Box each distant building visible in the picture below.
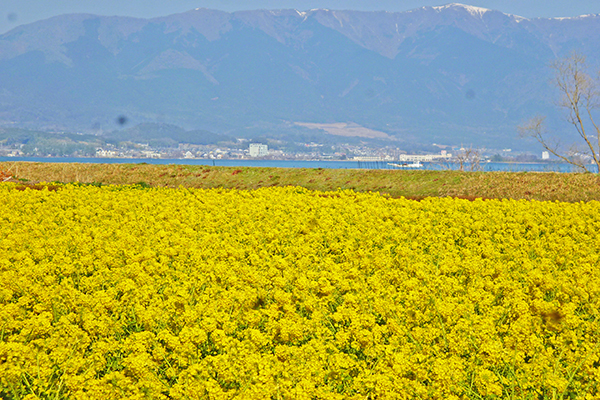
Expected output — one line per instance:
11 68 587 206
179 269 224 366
249 143 268 157
542 151 550 160
140 150 161 158
96 148 118 158
398 154 434 162
396 152 452 162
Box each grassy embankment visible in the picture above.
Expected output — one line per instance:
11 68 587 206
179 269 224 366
1 161 600 202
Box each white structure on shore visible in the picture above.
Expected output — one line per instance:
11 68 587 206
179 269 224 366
542 151 550 160
96 148 118 158
353 151 452 163
397 151 452 162
249 143 268 157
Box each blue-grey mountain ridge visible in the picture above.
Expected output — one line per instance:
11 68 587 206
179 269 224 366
1 3 599 149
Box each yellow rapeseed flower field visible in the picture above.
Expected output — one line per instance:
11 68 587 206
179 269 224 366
0 183 599 399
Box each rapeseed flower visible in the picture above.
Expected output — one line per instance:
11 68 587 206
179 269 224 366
0 184 599 399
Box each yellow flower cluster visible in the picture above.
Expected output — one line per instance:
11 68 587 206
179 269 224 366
1 183 599 399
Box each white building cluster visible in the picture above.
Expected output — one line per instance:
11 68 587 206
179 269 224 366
249 143 269 157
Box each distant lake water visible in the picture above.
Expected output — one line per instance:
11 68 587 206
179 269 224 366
0 157 597 173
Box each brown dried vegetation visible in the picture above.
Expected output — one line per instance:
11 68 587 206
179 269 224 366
1 161 599 202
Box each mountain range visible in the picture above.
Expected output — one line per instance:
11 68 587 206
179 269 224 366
1 3 599 149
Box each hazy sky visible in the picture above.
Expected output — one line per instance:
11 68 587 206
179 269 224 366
2 0 600 34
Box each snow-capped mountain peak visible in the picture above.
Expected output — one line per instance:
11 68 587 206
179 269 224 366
550 14 599 21
433 3 491 18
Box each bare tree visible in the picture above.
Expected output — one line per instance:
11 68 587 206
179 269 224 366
454 146 482 172
519 52 600 172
